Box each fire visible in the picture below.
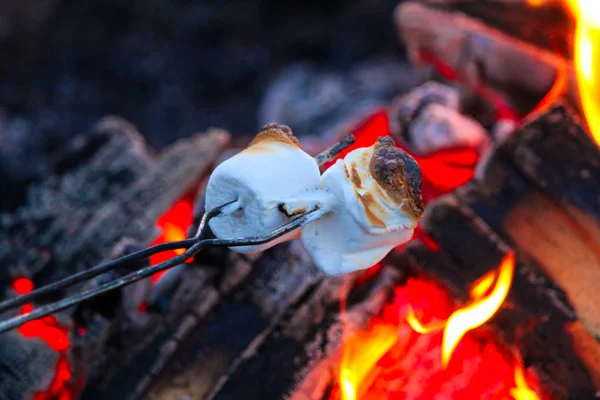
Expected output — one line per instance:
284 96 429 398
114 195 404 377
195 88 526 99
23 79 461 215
12 277 75 399
334 273 545 400
510 363 541 400
339 324 398 400
404 252 516 368
568 0 600 145
442 252 515 367
529 0 600 145
405 304 446 334
469 269 496 299
149 195 194 282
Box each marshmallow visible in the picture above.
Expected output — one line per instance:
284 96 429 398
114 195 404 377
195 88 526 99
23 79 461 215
301 137 424 275
205 123 322 253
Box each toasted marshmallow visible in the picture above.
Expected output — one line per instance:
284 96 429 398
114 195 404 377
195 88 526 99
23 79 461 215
205 123 322 253
301 137 424 275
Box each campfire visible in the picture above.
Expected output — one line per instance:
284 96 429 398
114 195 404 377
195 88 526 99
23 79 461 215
1 1 599 400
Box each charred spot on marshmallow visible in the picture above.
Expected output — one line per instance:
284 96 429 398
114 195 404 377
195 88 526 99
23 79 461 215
350 167 362 188
369 136 424 219
357 192 387 228
249 123 301 148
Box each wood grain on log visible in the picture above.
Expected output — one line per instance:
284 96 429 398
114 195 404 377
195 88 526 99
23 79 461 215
501 103 600 243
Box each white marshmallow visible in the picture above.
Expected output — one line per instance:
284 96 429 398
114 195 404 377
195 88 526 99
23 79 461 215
301 137 423 275
205 124 322 253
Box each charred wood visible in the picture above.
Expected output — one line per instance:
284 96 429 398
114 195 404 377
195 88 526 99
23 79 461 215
394 2 579 116
211 267 401 400
142 241 323 400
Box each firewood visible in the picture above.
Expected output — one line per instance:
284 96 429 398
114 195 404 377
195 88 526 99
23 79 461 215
422 0 573 60
500 102 600 243
415 102 600 395
206 267 401 400
142 241 324 400
394 2 579 115
417 196 598 399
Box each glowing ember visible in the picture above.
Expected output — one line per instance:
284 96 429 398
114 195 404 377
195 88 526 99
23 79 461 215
443 252 515 368
529 0 600 145
529 65 568 116
333 274 545 400
12 277 34 295
510 363 542 400
149 195 194 282
12 278 75 399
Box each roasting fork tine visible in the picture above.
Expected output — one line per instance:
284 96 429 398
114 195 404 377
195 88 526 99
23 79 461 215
0 205 328 335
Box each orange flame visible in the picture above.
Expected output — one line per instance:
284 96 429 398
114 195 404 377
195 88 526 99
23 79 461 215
406 304 446 334
339 324 398 400
510 363 541 400
442 252 515 368
529 0 600 145
405 252 515 368
468 269 496 299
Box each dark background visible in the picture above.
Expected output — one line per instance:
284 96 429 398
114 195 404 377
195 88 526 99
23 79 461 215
0 0 409 210
0 0 405 146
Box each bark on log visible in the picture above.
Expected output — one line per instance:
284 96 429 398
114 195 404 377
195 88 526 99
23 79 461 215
143 241 324 400
500 103 600 243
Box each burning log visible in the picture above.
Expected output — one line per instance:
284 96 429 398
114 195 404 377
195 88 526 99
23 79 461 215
204 267 402 400
394 2 580 116
411 102 600 398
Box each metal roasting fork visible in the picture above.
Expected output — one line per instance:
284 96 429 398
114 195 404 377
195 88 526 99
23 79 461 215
0 134 356 335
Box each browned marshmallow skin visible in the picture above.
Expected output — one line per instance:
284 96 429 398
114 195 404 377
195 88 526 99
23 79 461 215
369 136 424 221
249 123 301 148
